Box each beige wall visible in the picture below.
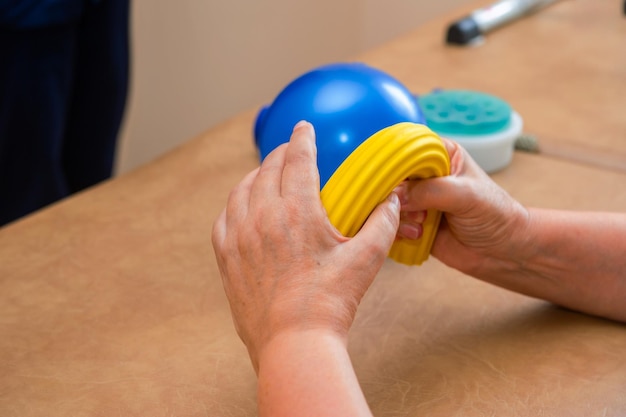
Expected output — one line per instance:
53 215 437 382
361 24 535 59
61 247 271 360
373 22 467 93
115 0 472 174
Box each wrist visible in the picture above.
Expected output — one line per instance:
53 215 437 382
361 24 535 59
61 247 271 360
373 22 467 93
256 329 372 417
464 206 575 299
257 328 348 373
239 296 357 373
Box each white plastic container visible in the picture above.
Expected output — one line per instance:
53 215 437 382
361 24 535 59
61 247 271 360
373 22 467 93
419 89 523 173
445 111 523 173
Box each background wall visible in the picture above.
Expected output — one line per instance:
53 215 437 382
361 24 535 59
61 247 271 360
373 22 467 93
115 0 472 174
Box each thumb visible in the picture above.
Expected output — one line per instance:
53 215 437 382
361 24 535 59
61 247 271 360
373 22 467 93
350 192 401 258
403 175 465 213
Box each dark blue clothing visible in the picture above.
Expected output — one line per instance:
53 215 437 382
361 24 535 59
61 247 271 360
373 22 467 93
0 0 130 226
0 0 86 28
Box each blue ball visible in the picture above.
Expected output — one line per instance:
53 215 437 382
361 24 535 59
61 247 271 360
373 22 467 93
254 62 425 188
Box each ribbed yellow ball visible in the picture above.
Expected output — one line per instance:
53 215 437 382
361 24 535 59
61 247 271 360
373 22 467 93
320 122 450 265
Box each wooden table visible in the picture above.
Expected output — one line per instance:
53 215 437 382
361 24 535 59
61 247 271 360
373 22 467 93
361 0 626 172
1 0 626 416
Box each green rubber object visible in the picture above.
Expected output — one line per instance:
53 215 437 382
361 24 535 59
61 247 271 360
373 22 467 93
419 90 512 136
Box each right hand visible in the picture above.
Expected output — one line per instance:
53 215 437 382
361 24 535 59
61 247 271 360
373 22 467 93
394 138 531 275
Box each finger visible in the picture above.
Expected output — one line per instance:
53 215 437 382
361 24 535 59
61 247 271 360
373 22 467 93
393 137 472 211
399 138 486 213
281 121 320 199
397 210 427 240
442 137 489 178
398 222 423 240
211 209 233 291
403 210 427 223
250 142 289 206
225 167 260 230
211 208 228 250
402 175 468 213
350 192 401 262
441 137 458 157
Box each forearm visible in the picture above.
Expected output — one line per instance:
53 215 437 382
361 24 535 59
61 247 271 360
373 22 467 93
475 208 626 322
257 329 373 417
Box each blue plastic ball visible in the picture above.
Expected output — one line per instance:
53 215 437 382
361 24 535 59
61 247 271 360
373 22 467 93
254 62 425 188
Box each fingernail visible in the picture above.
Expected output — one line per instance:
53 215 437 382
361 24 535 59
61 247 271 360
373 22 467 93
294 120 310 131
392 183 408 205
398 223 422 240
407 210 427 223
387 192 400 209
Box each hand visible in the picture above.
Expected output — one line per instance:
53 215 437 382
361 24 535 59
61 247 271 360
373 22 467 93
395 138 530 275
212 121 401 371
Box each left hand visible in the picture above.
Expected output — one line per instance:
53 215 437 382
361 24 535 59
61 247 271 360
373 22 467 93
212 121 401 371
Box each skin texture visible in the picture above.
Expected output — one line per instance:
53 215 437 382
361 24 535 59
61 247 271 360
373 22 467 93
212 122 626 416
395 139 626 323
212 121 398 417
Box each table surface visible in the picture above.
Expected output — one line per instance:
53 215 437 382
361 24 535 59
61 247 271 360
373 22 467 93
361 0 626 172
2 0 626 416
